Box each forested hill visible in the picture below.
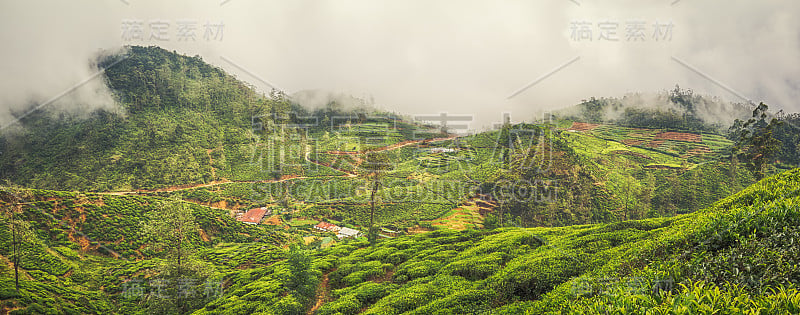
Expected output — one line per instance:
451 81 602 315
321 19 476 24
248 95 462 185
0 46 436 192
0 46 297 191
100 46 274 119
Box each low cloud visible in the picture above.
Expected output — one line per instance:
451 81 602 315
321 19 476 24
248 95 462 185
0 0 797 131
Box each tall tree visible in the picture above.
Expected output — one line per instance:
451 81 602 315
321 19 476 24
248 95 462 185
0 186 33 293
492 120 513 227
729 103 783 179
141 200 199 276
359 151 393 245
669 84 696 115
608 173 642 220
139 200 210 314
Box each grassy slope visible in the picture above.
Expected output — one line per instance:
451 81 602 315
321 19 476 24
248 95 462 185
0 191 288 314
0 161 770 314
559 126 756 218
279 168 800 314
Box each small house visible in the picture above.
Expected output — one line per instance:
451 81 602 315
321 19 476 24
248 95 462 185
238 207 270 225
430 148 455 153
380 227 400 237
337 227 361 239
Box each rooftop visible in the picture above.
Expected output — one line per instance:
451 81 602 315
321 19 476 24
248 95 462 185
238 207 269 224
314 221 340 231
338 227 360 237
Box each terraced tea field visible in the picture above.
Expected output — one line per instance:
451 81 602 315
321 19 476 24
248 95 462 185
565 121 733 161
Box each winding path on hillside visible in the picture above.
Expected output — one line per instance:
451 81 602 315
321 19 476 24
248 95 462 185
308 269 334 315
98 135 459 197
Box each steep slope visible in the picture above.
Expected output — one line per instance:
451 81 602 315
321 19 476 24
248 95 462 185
2 168 796 314
212 167 800 314
0 44 795 313
459 123 756 227
0 188 288 314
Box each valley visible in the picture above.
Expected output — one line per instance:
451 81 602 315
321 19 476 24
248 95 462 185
0 46 798 314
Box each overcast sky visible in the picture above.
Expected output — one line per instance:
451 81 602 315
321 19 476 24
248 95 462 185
1 0 798 130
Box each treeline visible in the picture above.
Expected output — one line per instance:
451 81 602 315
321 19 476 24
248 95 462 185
101 46 275 120
565 86 751 133
773 112 800 165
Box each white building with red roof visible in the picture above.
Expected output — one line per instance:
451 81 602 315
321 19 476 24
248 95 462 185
314 221 341 232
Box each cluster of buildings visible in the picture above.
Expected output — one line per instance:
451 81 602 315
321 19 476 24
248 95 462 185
314 221 361 239
235 208 363 240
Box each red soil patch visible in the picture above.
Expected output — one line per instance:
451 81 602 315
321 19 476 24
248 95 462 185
263 215 283 226
211 200 229 209
654 132 701 142
372 269 395 283
407 226 433 234
74 234 90 251
88 198 106 207
1 306 23 314
567 122 601 131
199 229 210 242
190 199 246 212
308 269 335 315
